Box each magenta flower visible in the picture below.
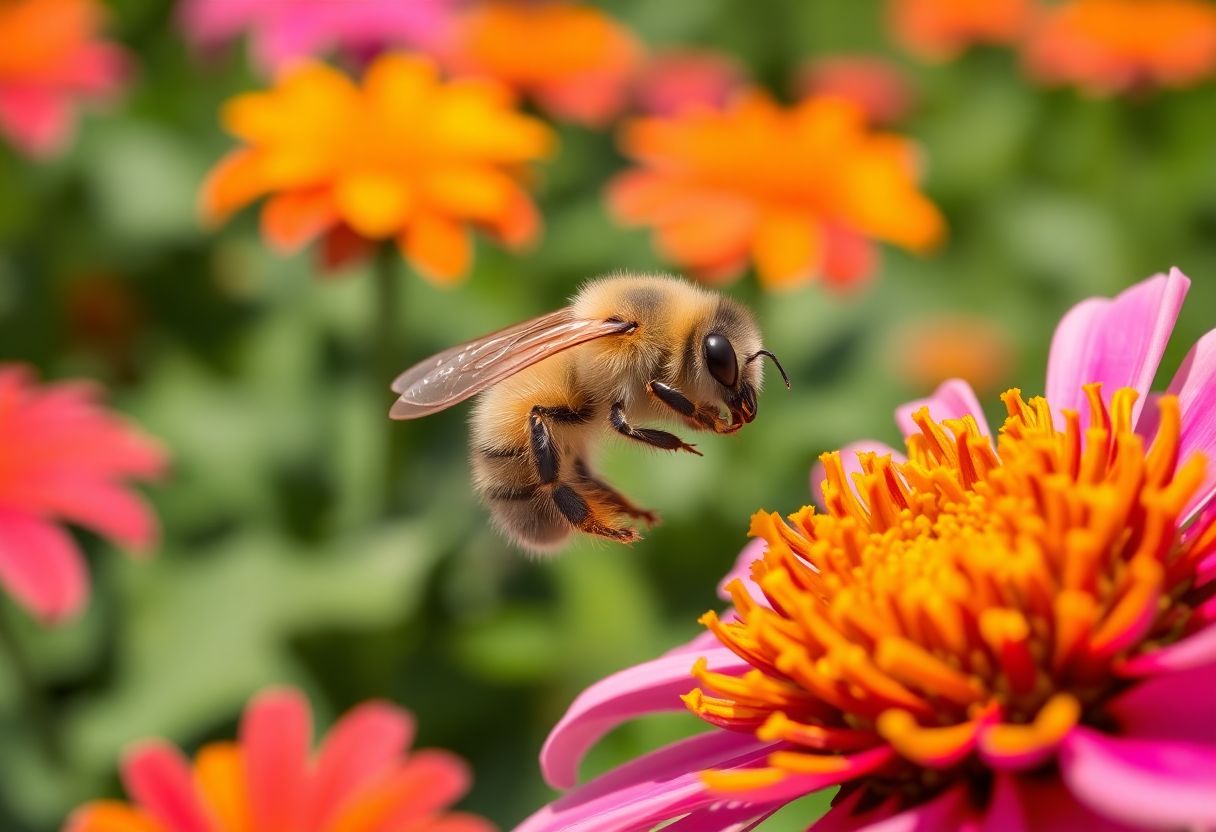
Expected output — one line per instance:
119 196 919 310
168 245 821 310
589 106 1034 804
0 366 165 623
178 0 457 77
65 687 494 832
0 0 128 159
520 268 1216 831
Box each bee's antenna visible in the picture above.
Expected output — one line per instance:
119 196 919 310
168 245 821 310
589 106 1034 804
747 350 790 389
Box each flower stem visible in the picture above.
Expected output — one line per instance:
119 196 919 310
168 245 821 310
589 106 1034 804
0 608 63 766
374 245 405 513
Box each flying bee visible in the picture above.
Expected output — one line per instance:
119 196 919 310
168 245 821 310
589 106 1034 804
389 274 789 552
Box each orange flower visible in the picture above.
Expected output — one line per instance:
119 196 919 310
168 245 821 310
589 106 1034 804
1024 0 1216 94
888 0 1033 61
0 0 128 158
890 314 1014 394
443 0 641 126
200 54 555 283
608 93 945 291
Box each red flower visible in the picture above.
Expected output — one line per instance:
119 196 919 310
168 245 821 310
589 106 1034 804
0 366 165 622
66 687 494 832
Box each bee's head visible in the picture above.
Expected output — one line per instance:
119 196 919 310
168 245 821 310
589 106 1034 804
695 299 789 429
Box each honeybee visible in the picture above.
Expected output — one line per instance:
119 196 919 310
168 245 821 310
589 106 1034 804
389 274 788 552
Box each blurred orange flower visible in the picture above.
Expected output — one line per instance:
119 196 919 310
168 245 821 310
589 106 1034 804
1024 0 1216 94
608 93 945 291
200 54 555 283
890 314 1014 393
443 0 641 126
888 0 1032 60
0 0 128 158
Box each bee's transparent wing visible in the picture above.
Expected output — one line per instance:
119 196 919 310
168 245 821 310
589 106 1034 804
388 310 636 419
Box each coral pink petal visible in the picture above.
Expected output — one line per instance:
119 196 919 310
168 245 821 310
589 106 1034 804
715 746 896 806
121 741 214 832
27 476 158 552
716 537 768 605
0 87 73 159
422 813 496 832
541 647 752 789
895 378 990 438
1107 660 1216 745
1165 329 1216 520
1045 269 1189 426
0 508 87 623
1059 728 1216 829
1117 621 1216 675
378 750 472 824
519 732 778 832
241 688 311 832
811 441 906 511
305 700 415 830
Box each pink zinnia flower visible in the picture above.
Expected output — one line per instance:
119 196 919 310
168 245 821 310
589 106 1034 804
0 0 128 159
794 55 915 125
520 268 1216 831
178 0 457 77
633 50 745 117
0 366 165 623
65 687 494 832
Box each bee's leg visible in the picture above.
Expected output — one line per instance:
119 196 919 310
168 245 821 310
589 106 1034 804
529 406 640 543
610 401 703 455
647 382 739 434
552 484 641 543
574 460 660 526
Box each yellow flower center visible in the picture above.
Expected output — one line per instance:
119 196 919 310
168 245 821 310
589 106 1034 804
691 385 1212 795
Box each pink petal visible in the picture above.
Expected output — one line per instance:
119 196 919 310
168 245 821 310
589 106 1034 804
822 786 968 832
810 441 906 511
0 87 73 159
541 647 752 789
985 774 1138 832
1107 660 1216 745
1060 728 1216 829
1165 329 1216 520
634 50 744 116
178 0 261 44
518 731 778 832
121 741 213 832
660 801 779 831
252 17 330 74
716 538 768 604
305 700 415 830
895 379 990 439
0 508 87 623
1118 621 1216 675
20 475 159 552
1045 269 1190 426
241 688 312 832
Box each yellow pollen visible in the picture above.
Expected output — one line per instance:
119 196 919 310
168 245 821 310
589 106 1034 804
690 386 1211 792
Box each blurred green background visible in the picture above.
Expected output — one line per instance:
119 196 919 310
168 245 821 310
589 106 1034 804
3 1 1216 830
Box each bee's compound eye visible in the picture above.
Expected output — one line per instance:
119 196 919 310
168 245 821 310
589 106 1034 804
703 333 738 387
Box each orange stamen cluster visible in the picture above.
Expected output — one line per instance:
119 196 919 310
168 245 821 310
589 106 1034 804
691 386 1209 796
